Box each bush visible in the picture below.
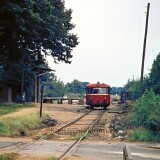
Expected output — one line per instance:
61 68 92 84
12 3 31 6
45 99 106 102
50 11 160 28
128 127 160 142
127 90 160 141
129 90 160 132
128 127 160 141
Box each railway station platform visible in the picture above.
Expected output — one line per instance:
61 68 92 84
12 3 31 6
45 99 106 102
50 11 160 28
43 97 84 105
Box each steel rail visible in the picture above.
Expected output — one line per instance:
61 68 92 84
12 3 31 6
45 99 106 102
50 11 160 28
16 109 92 152
58 110 105 160
54 110 92 133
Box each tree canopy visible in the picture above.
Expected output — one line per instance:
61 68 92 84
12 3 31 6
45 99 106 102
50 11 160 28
41 72 65 98
149 53 160 94
65 80 89 98
0 0 78 64
0 0 78 101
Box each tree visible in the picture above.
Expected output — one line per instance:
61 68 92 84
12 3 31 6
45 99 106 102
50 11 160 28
110 87 124 95
0 0 78 101
65 80 89 98
124 79 141 99
41 73 65 97
0 0 78 63
149 53 160 94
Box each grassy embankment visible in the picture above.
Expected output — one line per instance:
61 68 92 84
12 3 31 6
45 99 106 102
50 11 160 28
0 103 49 137
126 90 160 142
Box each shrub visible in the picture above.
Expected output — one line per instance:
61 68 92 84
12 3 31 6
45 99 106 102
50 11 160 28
129 90 160 131
127 90 160 141
128 127 160 142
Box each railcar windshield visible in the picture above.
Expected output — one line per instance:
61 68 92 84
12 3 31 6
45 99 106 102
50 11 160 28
87 88 109 94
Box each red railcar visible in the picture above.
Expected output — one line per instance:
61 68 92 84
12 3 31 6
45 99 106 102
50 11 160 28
86 82 111 109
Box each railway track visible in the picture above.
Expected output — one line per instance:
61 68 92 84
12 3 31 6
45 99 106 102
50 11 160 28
89 110 111 140
13 109 106 159
54 109 92 135
58 109 105 160
57 108 128 159
14 109 95 152
1 105 129 160
55 110 103 136
3 108 108 160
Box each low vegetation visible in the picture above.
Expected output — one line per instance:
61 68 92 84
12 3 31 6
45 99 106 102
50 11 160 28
0 104 50 136
0 152 17 160
0 103 34 116
127 90 160 142
48 157 58 160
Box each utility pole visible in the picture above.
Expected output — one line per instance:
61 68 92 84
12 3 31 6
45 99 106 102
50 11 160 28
140 3 150 93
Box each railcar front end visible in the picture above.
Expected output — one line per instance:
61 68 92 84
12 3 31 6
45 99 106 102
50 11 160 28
86 83 111 109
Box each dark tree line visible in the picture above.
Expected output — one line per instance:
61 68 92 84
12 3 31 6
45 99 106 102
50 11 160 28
0 0 78 101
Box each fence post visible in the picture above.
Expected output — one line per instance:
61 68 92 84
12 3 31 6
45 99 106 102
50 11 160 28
40 85 43 117
123 145 132 160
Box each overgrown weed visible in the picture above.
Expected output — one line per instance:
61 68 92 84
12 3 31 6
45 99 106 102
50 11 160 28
0 112 50 136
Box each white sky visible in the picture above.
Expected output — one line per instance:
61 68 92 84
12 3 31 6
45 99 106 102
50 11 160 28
47 0 160 87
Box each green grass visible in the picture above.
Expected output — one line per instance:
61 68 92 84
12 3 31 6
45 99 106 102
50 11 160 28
0 152 17 160
128 127 160 142
0 112 50 136
0 103 34 116
48 156 58 160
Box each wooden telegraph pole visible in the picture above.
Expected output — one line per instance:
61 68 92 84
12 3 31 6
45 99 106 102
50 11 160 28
140 3 150 93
